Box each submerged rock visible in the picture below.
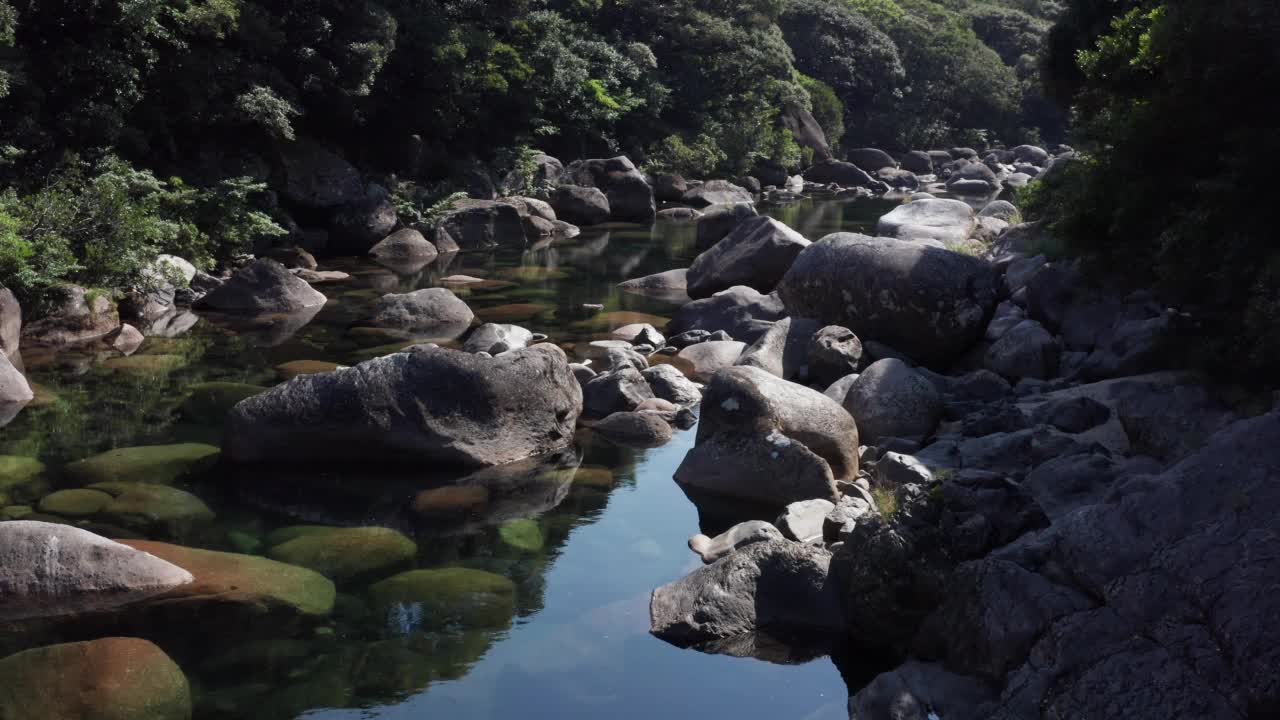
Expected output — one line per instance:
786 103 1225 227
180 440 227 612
122 539 336 617
267 527 417 584
367 568 515 631
226 344 582 468
0 637 191 720
650 540 843 645
0 522 193 622
64 443 220 486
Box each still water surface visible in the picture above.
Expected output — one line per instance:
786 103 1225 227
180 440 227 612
0 195 896 720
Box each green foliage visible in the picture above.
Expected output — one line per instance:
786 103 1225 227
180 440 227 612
234 85 300 141
1030 0 1280 380
644 135 728 179
1 156 281 309
799 75 846 150
390 182 467 229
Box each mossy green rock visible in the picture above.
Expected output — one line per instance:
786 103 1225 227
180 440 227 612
0 455 49 502
498 519 544 552
89 482 216 538
100 354 188 374
0 637 191 720
122 540 336 617
180 382 266 425
267 527 417 583
37 488 113 517
64 443 220 486
367 568 516 630
263 524 339 548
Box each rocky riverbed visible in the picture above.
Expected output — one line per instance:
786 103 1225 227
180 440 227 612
1 144 1274 720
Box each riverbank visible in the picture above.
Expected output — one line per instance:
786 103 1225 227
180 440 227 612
1 145 1274 720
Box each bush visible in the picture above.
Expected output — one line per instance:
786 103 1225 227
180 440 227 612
644 134 727 178
1031 0 1280 380
1 156 283 310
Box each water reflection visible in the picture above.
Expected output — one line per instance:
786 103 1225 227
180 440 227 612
0 198 889 720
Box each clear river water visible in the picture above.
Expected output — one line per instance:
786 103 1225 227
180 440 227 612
0 195 900 720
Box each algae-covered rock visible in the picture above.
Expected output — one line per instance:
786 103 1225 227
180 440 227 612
0 455 49 503
267 527 418 583
179 383 266 425
121 540 336 617
37 488 113 517
64 444 220 486
367 568 516 630
0 637 191 720
498 519 544 552
89 482 216 538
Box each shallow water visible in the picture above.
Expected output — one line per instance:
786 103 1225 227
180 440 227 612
0 195 898 720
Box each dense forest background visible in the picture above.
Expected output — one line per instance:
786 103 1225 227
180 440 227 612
1 0 1276 378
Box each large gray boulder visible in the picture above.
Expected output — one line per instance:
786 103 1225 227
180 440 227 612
807 325 864 386
0 522 193 621
226 344 582 467
682 180 754 208
196 259 327 314
363 288 474 338
0 352 32 405
697 366 860 482
435 199 527 251
694 202 758 251
899 151 934 174
667 286 787 344
776 234 1000 363
582 366 654 418
848 148 896 172
643 364 702 406
803 160 874 187
735 316 821 381
675 340 747 382
650 540 843 644
279 138 363 209
565 156 656 223
687 216 810 298
1011 144 1050 166
876 199 977 245
916 411 1280 719
463 323 533 354
20 285 120 347
619 268 689 304
369 228 439 263
843 359 942 443
551 185 611 226
945 161 1001 195
984 319 1061 380
0 286 18 359
330 191 398 253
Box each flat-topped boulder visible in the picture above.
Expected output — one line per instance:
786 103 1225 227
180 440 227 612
876 198 977 245
565 156 656 223
803 160 874 187
21 285 120 347
368 228 439 263
225 344 582 468
362 288 474 338
197 258 326 314
0 522 193 621
667 285 787 344
776 234 999 364
650 540 843 645
434 199 527 250
687 216 810 298
682 180 754 208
